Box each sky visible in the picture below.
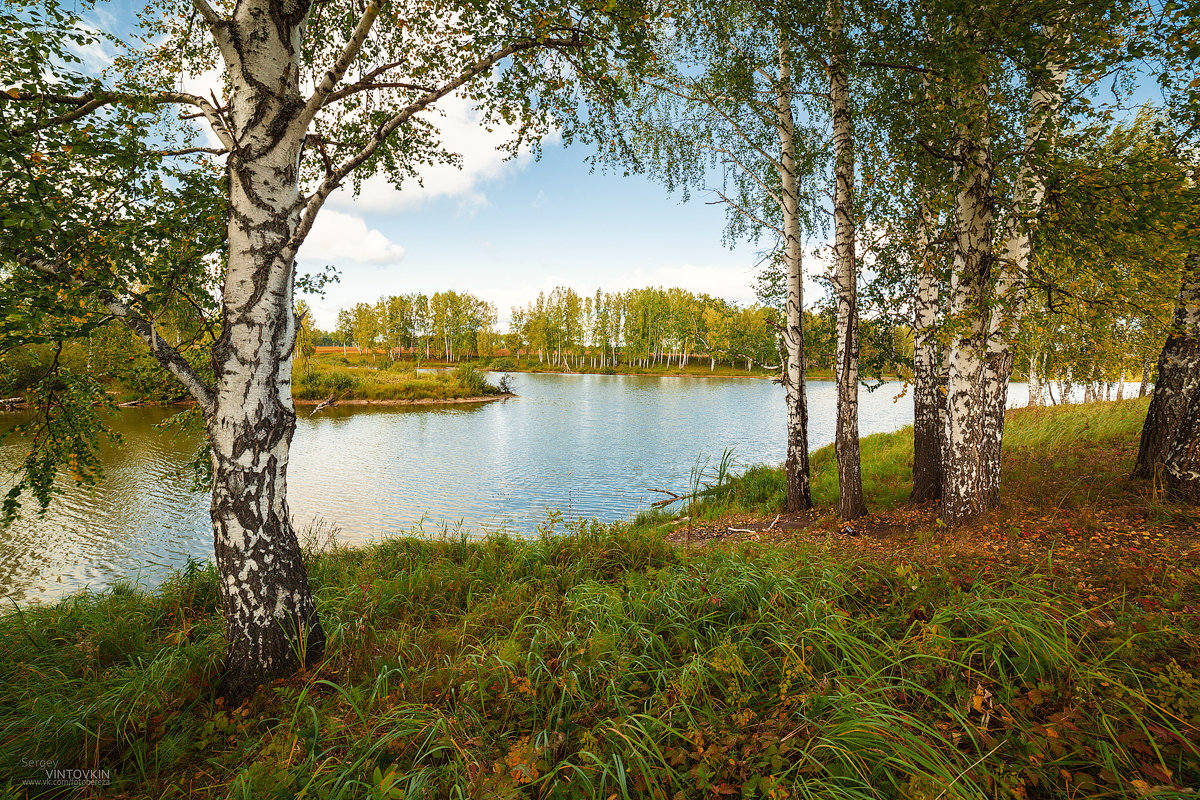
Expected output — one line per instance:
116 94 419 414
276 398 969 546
78 1 1165 332
296 117 782 330
74 1 824 331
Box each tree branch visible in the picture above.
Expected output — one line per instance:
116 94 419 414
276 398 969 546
285 36 581 262
3 90 235 150
11 97 108 136
6 247 216 415
917 138 964 165
159 145 230 156
191 0 234 56
296 0 385 133
702 143 782 207
860 60 937 75
706 189 785 238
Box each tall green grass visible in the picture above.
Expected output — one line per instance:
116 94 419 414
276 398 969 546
2 520 1197 798
690 398 1163 521
3 399 1197 798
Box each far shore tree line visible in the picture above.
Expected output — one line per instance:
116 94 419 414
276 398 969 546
301 277 1178 405
2 0 1197 696
305 286 903 374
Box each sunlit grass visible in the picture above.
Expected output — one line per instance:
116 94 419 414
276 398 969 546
688 397 1179 523
293 359 501 401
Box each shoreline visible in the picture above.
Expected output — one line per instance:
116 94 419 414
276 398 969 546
292 393 513 407
1 393 515 413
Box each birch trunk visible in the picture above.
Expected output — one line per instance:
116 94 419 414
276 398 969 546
979 29 1067 506
1140 356 1152 397
1135 250 1200 484
1027 352 1044 407
912 201 943 502
777 38 812 511
1163 385 1200 500
941 125 994 527
209 0 324 699
828 0 865 520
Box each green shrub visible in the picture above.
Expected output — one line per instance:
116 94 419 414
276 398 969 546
486 356 517 371
323 369 360 393
452 364 496 396
0 346 48 395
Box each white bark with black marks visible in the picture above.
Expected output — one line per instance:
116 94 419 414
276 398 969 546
1136 249 1200 494
912 201 943 502
979 26 1067 506
827 0 865 520
1026 351 1045 407
776 38 812 512
942 117 994 527
203 0 326 700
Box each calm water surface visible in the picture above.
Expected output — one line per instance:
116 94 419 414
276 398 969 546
0 374 1039 603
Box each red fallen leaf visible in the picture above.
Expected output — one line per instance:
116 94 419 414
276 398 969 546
1145 722 1200 757
1140 763 1174 784
713 783 738 795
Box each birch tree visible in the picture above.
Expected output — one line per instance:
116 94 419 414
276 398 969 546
1137 246 1200 492
876 1 1135 524
1132 3 1200 498
1 0 658 697
624 0 828 511
826 0 866 520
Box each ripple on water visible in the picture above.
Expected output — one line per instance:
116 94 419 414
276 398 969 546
2 376 1060 602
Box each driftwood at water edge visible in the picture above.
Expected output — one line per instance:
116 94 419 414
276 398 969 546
308 393 338 417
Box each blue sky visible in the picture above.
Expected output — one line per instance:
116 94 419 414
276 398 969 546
75 1 811 330
79 2 1165 331
298 131 780 330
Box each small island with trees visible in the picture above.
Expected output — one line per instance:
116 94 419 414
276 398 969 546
1 0 1198 797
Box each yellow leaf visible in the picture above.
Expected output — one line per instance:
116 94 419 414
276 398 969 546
5 88 19 99
1131 779 1152 796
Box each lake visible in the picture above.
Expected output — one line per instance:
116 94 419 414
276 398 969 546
1 374 1042 603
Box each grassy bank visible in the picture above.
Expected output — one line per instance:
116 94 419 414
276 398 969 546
2 401 1199 798
309 349 804 381
293 360 506 403
652 398 1198 536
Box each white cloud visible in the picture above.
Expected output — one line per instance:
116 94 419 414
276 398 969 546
328 95 548 214
298 210 406 266
67 19 117 73
179 65 227 150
